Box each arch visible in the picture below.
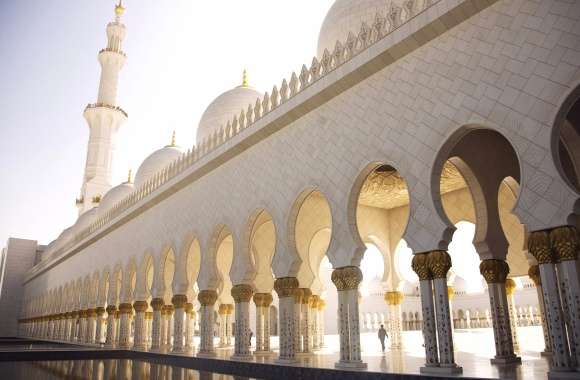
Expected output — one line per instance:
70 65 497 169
244 209 276 292
180 236 201 299
136 253 154 301
432 125 522 261
158 246 176 302
203 224 234 303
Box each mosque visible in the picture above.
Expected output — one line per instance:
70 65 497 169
1 0 580 379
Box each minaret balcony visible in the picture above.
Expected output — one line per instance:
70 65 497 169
98 48 126 57
84 103 128 118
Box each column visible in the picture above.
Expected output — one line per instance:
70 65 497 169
225 305 233 346
480 259 520 364
318 300 326 347
172 295 187 353
384 291 404 349
331 266 367 369
197 290 218 357
428 251 462 373
146 312 153 348
293 289 303 355
529 230 573 373
78 310 87 343
310 295 320 350
300 288 312 354
150 298 164 351
69 312 77 342
86 309 97 344
411 253 441 373
552 226 580 370
185 303 195 351
95 307 105 344
104 306 116 347
133 301 148 350
274 277 299 363
164 305 174 350
117 303 132 349
505 279 521 352
231 284 254 360
254 293 274 354
528 265 552 356
218 304 227 347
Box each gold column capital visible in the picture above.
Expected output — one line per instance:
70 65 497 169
528 265 541 286
427 251 452 279
253 293 273 307
171 294 188 308
479 259 510 284
550 225 579 262
274 277 299 298
150 298 164 311
198 290 218 306
331 266 363 291
384 291 404 305
231 284 254 303
505 278 517 295
412 253 432 280
133 301 148 313
118 303 133 314
105 305 117 315
528 230 553 264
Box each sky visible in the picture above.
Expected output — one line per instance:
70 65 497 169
0 0 335 247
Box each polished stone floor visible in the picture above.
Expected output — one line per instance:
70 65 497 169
5 327 550 380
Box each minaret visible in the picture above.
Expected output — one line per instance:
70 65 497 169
77 1 128 215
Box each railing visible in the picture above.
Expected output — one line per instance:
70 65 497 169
84 102 128 118
39 0 440 265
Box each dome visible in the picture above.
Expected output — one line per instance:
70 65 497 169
197 82 263 143
317 0 404 58
74 207 99 235
98 181 134 214
134 145 183 188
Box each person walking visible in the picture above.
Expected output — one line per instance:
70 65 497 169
378 324 388 352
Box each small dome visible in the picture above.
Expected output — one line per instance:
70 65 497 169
98 181 134 214
134 145 183 188
197 83 263 143
74 207 99 235
317 0 404 58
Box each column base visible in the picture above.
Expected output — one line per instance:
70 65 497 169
541 351 553 357
172 347 186 354
420 365 463 375
275 357 298 364
491 355 521 365
133 344 147 351
197 351 217 358
254 350 276 357
231 354 253 361
335 360 368 369
296 351 314 358
548 370 580 380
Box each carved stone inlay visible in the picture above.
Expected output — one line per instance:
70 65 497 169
171 294 188 308
384 291 404 305
411 253 431 280
198 290 218 306
231 284 254 303
150 298 164 311
550 225 579 262
427 251 452 279
528 230 553 264
274 277 299 298
479 259 510 284
331 266 363 291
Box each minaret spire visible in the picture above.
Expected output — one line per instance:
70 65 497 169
77 3 128 215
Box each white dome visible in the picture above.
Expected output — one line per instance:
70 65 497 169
197 85 263 143
135 145 184 188
98 181 134 214
74 207 99 235
317 0 404 58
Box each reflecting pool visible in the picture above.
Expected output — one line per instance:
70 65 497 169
0 360 260 380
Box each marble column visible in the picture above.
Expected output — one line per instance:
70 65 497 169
415 253 439 372
480 259 520 364
104 306 116 347
231 284 254 360
331 266 367 369
164 305 174 350
146 312 153 347
300 288 312 354
172 295 187 353
384 291 404 349
253 293 274 354
528 265 552 356
218 304 228 347
185 303 195 351
529 230 573 372
274 277 299 363
225 304 233 346
428 251 462 373
86 309 97 344
505 279 521 353
117 303 133 349
95 307 105 344
310 295 320 350
197 290 218 357
150 298 164 351
68 312 77 342
78 310 87 343
293 289 303 355
551 226 580 370
318 300 326 347
133 301 148 350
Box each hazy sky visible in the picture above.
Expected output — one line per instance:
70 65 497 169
0 0 335 247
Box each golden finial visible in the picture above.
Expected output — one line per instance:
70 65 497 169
241 69 249 87
126 169 132 183
115 0 125 16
